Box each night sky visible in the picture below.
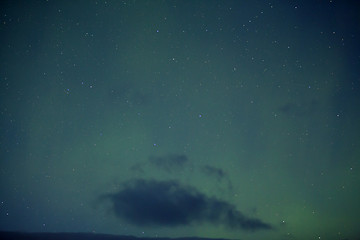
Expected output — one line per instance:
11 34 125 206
1 1 360 240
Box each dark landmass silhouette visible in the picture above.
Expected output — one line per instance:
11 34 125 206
0 231 238 240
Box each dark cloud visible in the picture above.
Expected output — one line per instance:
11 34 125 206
149 154 188 172
100 179 272 231
201 165 226 181
129 163 144 174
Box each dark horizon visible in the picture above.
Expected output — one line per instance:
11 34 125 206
0 231 239 240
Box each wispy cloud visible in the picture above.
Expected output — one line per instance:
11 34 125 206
148 154 188 172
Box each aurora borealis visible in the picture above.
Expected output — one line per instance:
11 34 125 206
1 1 360 240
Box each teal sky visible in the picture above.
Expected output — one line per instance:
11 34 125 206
1 1 360 240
